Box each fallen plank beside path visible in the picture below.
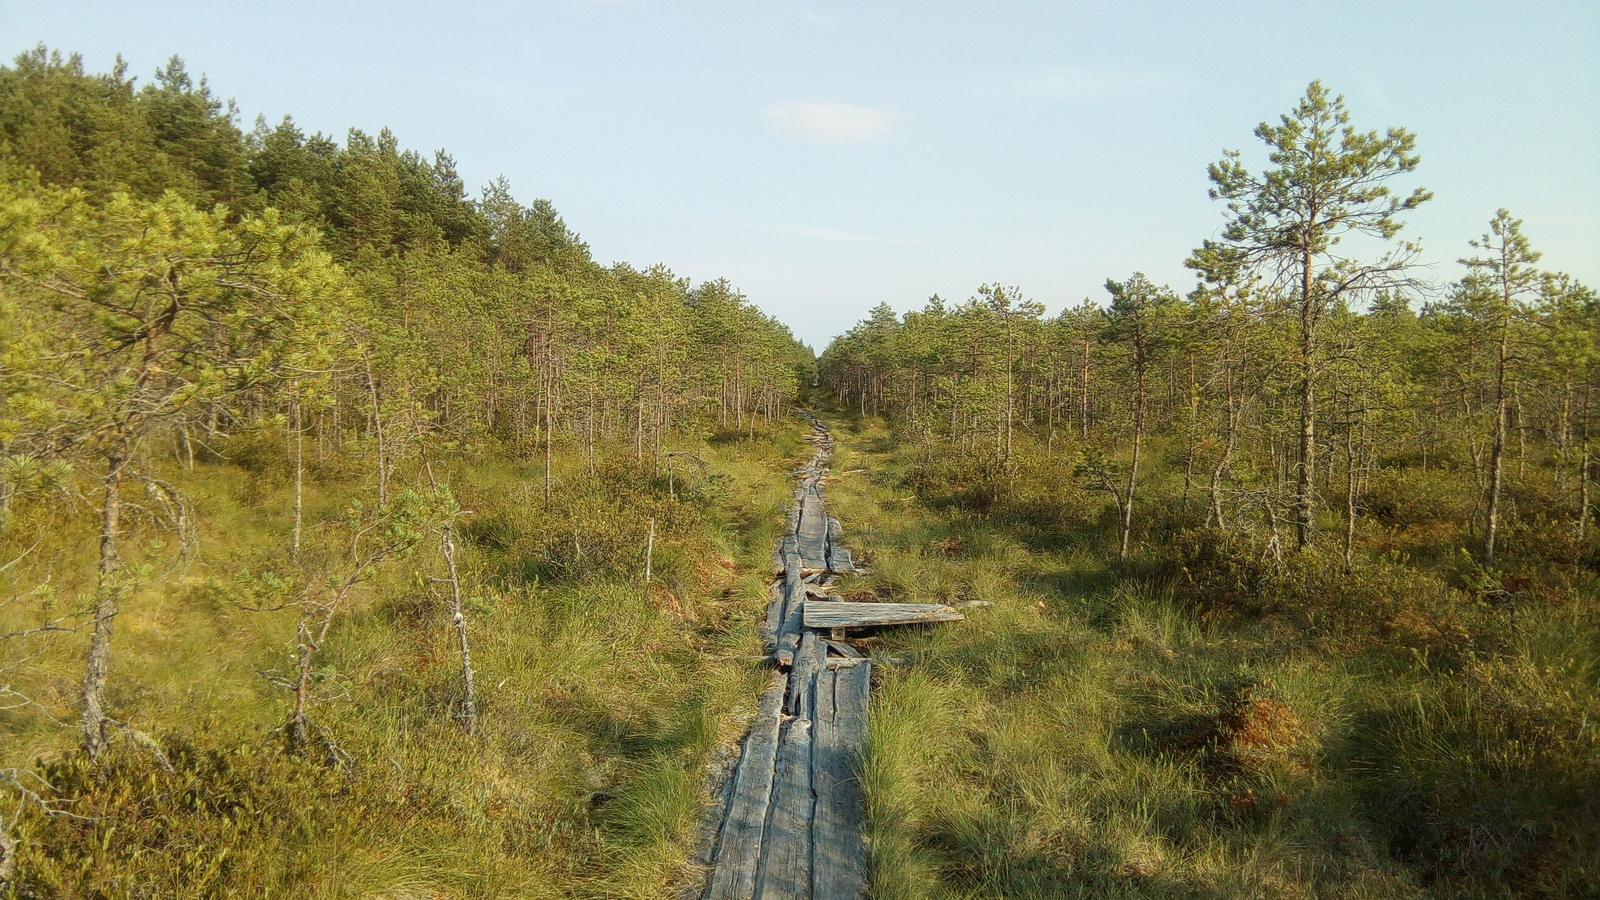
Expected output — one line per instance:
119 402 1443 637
802 601 963 631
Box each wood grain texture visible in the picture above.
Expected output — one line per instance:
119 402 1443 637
812 662 869 900
754 714 815 899
704 676 788 900
802 601 964 630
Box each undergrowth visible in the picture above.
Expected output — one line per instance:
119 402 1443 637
827 417 1600 900
0 423 803 897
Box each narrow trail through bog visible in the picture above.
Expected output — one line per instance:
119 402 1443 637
696 416 963 900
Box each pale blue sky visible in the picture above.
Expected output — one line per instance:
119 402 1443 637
3 1 1596 348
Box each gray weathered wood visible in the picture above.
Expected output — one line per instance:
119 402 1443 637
775 606 803 667
761 582 785 647
775 576 806 666
706 414 931 900
705 676 788 900
788 631 824 717
812 661 869 900
803 601 964 630
755 714 815 899
796 486 830 569
824 640 866 659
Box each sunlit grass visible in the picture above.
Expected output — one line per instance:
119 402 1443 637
0 421 804 897
831 416 1597 898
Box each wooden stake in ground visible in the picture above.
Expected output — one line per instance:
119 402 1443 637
644 516 655 585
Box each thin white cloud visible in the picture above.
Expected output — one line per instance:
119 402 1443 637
762 101 909 144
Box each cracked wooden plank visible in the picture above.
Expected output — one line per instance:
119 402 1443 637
704 675 788 900
754 713 815 899
812 661 869 900
802 601 964 630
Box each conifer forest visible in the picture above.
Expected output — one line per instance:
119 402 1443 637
0 47 1596 899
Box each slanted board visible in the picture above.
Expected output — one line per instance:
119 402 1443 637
826 545 855 574
824 639 866 659
803 601 964 630
704 676 788 900
774 594 804 666
761 581 785 646
781 536 801 578
812 661 870 900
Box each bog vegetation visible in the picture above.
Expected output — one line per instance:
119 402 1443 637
0 46 1594 899
0 47 808 896
819 84 1597 898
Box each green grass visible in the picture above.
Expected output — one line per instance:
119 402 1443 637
0 422 804 897
6 413 1594 896
826 417 1598 899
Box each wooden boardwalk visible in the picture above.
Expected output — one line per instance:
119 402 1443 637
699 416 962 900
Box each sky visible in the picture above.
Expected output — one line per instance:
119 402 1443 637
3 1 1597 349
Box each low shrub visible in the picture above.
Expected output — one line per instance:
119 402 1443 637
1172 528 1494 664
1354 657 1600 898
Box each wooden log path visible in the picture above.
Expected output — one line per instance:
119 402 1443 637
699 415 963 900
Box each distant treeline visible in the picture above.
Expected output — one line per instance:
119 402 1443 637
821 83 1596 571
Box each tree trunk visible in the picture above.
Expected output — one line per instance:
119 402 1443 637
365 359 389 507
1209 366 1239 531
1343 419 1358 573
1485 318 1509 567
1080 331 1092 440
543 349 554 504
1120 356 1146 565
1580 382 1592 541
1295 255 1317 550
291 398 304 563
643 517 655 585
442 523 478 735
289 612 317 751
81 440 131 757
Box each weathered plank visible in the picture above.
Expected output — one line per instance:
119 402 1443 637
775 576 807 666
824 639 865 659
823 657 870 670
775 605 804 667
755 714 815 899
803 601 964 630
796 485 830 569
774 538 805 664
782 536 801 587
704 675 788 900
788 630 824 717
761 581 785 647
812 661 870 900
